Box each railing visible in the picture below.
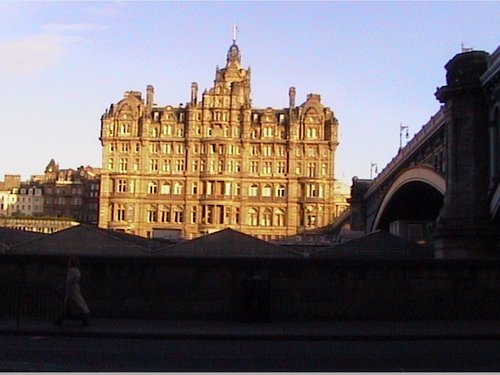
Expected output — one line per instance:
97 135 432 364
365 107 446 197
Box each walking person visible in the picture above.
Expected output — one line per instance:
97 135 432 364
54 256 90 327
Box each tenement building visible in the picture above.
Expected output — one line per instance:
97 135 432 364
99 39 345 240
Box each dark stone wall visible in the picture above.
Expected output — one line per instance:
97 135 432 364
1 255 500 321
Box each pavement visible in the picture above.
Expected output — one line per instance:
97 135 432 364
1 317 500 340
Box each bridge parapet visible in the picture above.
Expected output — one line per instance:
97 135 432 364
365 107 446 198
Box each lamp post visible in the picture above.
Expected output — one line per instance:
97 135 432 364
370 161 378 180
399 123 409 150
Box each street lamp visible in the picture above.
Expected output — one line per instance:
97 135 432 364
370 161 378 179
399 123 409 150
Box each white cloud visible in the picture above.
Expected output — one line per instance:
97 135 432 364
0 33 82 77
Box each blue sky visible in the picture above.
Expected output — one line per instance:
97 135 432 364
0 1 498 184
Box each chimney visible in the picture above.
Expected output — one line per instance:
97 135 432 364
191 82 198 105
289 87 296 109
146 85 154 111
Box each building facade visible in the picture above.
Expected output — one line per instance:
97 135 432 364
0 175 43 217
99 40 345 240
39 159 101 224
0 161 101 226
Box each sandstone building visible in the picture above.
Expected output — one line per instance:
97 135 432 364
99 40 347 240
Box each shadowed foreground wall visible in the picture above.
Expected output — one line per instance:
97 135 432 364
1 255 499 321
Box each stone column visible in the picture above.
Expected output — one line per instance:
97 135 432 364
434 51 494 257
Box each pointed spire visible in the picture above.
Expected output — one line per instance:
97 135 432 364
227 24 241 66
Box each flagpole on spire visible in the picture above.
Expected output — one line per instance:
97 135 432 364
232 24 239 44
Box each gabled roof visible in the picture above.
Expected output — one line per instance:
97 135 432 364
311 230 434 259
7 224 154 257
0 227 46 251
156 228 301 258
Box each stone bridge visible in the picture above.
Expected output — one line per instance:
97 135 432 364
348 48 500 257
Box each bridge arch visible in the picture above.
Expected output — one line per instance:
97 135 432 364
372 166 446 231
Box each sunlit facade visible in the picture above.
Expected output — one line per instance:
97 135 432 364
99 40 346 240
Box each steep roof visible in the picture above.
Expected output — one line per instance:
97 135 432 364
7 224 155 257
0 227 46 251
311 230 433 259
156 228 301 258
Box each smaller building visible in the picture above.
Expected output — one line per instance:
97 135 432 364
0 160 101 229
37 159 101 224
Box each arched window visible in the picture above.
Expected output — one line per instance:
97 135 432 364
159 205 170 223
161 183 171 195
276 184 286 197
262 208 272 226
262 184 272 197
147 205 157 222
173 182 184 195
248 208 258 226
115 204 126 221
275 209 286 227
148 182 157 194
249 184 259 197
173 205 184 223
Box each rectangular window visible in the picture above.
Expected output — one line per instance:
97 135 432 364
263 145 273 157
192 160 199 172
119 158 128 172
225 182 232 196
307 162 316 177
150 159 158 171
250 161 259 174
235 207 240 224
321 163 328 176
209 160 216 173
263 161 272 174
175 160 185 172
162 160 171 172
191 206 197 224
295 162 302 175
277 161 286 174
205 181 213 195
150 143 159 153
276 146 285 156
117 179 127 193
